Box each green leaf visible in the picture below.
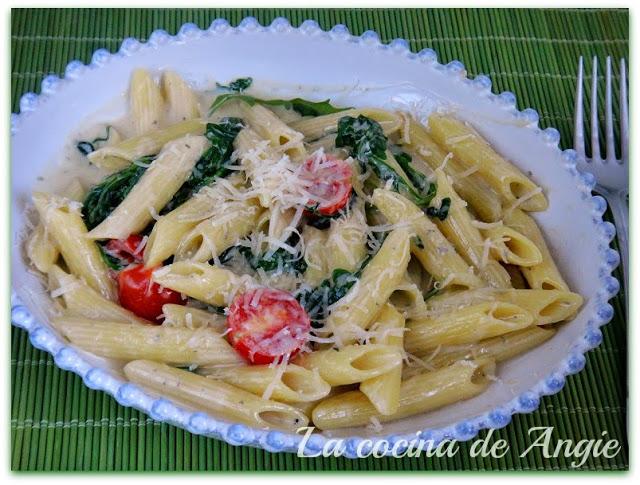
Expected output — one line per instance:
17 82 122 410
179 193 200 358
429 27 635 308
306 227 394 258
76 126 112 156
163 118 244 213
216 77 253 92
335 115 437 208
219 233 307 276
82 156 153 230
98 244 125 270
426 197 452 221
209 93 349 117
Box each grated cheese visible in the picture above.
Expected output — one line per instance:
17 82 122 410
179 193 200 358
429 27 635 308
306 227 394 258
262 353 290 401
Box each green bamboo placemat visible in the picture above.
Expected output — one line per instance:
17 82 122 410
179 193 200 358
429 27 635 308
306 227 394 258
11 8 628 471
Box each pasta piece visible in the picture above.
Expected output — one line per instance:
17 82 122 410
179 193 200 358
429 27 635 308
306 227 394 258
47 265 145 325
32 192 116 300
404 119 503 222
312 359 495 430
388 276 427 318
26 177 86 273
199 364 331 403
372 188 483 290
241 103 306 160
327 227 412 345
405 302 534 353
161 304 226 331
88 135 209 240
425 288 583 326
161 70 200 124
431 170 511 288
151 261 254 307
420 326 556 368
129 69 165 136
144 174 245 266
359 304 405 415
325 200 369 274
504 209 569 291
295 344 403 386
56 316 243 366
26 224 58 273
88 119 206 171
302 225 329 286
124 360 308 431
428 114 548 212
290 108 402 141
174 198 262 262
481 226 543 267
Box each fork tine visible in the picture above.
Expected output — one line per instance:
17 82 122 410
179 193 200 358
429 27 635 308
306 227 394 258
605 57 616 162
620 58 629 163
590 56 602 162
574 56 586 159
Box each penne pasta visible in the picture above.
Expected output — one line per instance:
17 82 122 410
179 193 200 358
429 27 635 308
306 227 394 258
481 225 543 267
431 170 512 288
359 304 405 415
418 326 557 369
372 188 483 290
241 103 306 160
151 261 254 307
129 69 165 136
403 119 503 222
428 114 548 212
295 344 403 386
425 288 583 326
504 209 569 291
405 301 534 353
161 70 200 124
56 316 243 366
174 198 262 262
33 192 116 300
327 227 412 345
88 135 209 240
143 174 246 267
88 119 206 171
312 359 495 430
47 265 145 325
199 363 331 403
124 360 309 431
161 304 227 331
290 108 402 141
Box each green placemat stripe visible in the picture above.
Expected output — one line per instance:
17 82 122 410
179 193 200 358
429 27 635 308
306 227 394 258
11 8 628 471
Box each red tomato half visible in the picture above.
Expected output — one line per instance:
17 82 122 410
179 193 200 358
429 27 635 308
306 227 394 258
226 288 311 365
301 154 353 216
118 264 185 322
105 234 146 265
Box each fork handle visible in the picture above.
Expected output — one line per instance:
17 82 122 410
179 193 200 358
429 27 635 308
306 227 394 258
607 188 628 317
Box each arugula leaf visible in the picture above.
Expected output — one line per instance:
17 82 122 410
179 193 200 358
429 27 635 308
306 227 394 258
216 77 253 92
209 93 349 117
335 115 437 207
76 126 112 156
391 148 437 199
220 233 307 276
297 268 359 324
426 197 452 221
163 118 244 212
296 251 375 325
82 156 153 230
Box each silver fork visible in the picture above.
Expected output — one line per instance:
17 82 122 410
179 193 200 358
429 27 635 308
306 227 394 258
574 56 629 311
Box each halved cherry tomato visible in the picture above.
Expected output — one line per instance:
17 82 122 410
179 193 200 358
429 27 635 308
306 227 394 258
118 264 185 322
226 288 311 364
300 154 353 216
105 234 146 265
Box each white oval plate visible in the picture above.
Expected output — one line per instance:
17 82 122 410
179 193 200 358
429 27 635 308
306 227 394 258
11 18 620 456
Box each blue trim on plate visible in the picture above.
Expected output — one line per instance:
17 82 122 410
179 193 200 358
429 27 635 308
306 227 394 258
11 16 620 457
